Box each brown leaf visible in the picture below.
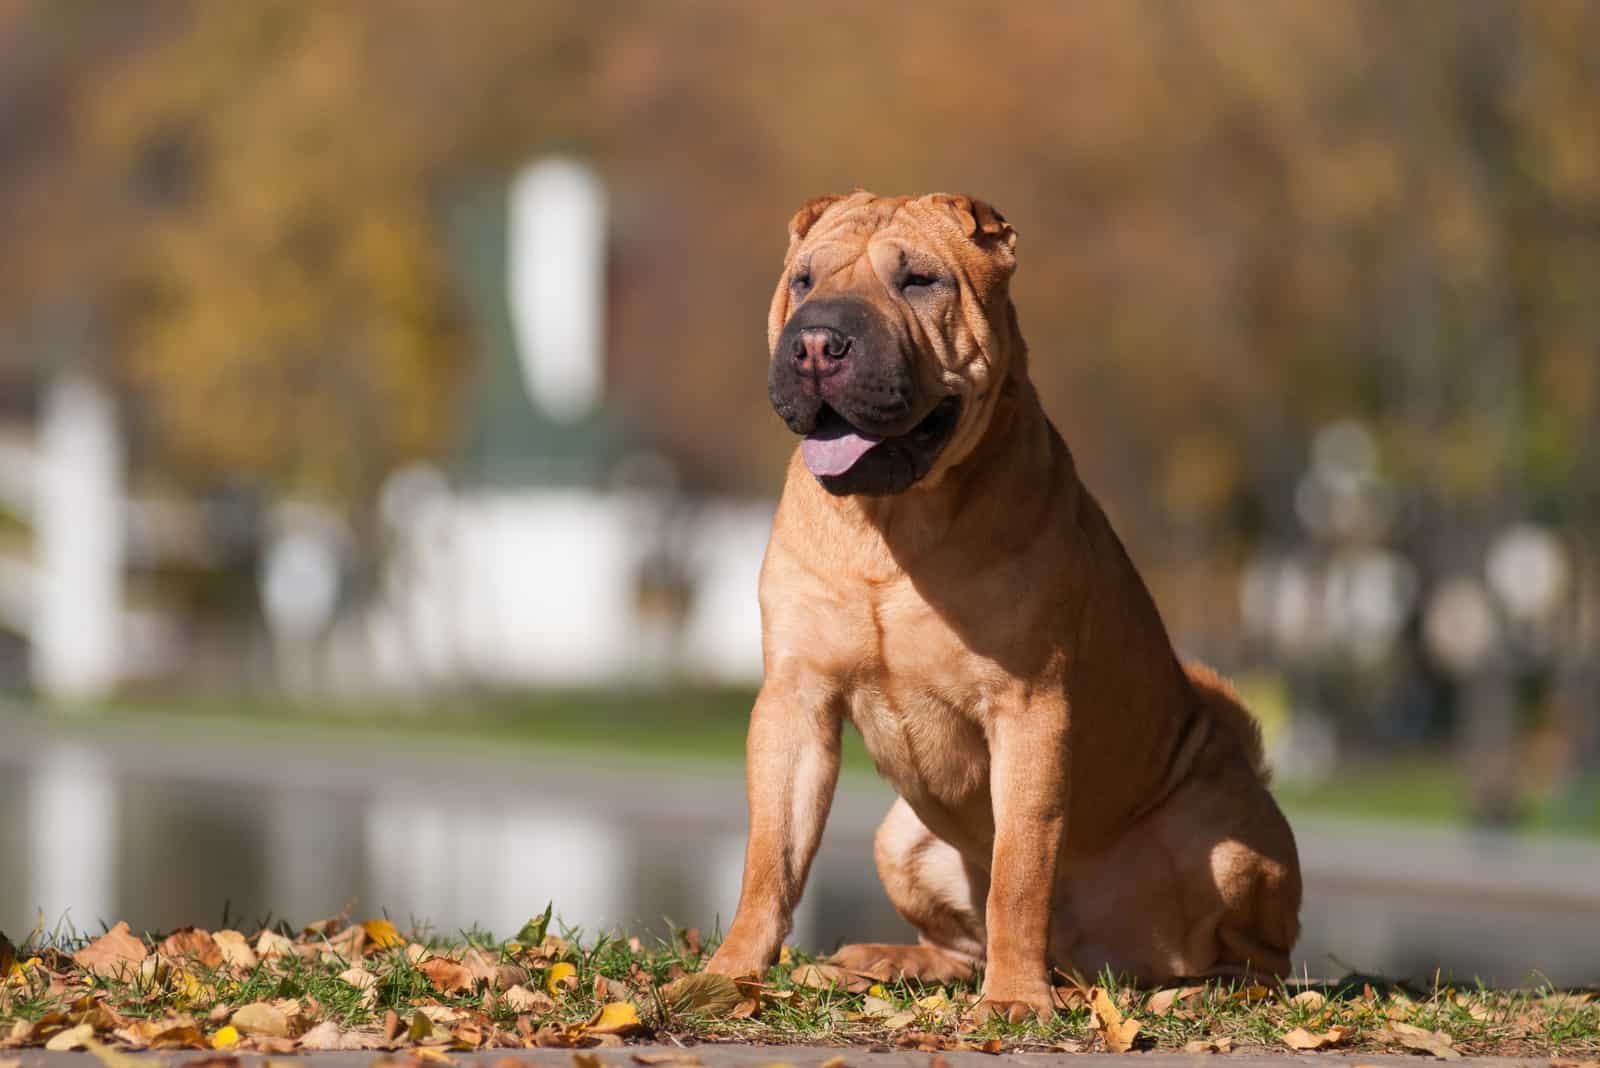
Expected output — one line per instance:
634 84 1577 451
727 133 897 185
229 1002 289 1038
210 931 257 973
74 923 149 980
1284 1025 1353 1051
660 972 743 1016
729 999 758 1019
1089 987 1141 1053
1290 990 1328 1010
253 930 294 960
299 1021 343 1051
502 984 556 1014
160 929 224 970
149 1025 207 1050
791 962 849 989
1184 1037 1233 1054
383 1009 405 1043
1384 1022 1460 1060
1052 984 1086 1010
420 957 475 994
631 1055 706 1066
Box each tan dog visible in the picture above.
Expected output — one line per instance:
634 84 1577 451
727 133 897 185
705 191 1301 1020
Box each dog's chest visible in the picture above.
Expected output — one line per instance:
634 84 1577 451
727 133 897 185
842 588 996 813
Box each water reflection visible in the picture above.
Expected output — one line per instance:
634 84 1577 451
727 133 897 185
2 715 1597 986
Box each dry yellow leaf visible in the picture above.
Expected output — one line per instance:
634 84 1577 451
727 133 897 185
588 1001 644 1036
46 1024 95 1051
545 961 578 995
1089 987 1141 1053
211 1025 240 1049
362 919 405 950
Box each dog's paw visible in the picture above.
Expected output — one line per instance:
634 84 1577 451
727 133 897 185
970 986 1056 1023
830 942 976 984
702 946 768 979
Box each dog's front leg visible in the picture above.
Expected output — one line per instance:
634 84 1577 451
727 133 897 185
973 701 1066 1021
705 678 841 978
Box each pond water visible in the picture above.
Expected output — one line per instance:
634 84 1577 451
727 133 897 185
2 710 1597 986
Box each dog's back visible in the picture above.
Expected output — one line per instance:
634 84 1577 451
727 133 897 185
1185 662 1270 785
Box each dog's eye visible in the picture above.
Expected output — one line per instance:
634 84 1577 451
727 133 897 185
791 271 812 295
900 273 942 294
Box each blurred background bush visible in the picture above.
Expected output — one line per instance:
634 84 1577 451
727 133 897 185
0 0 1596 982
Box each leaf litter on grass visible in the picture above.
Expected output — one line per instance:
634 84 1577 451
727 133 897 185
2 917 1598 1058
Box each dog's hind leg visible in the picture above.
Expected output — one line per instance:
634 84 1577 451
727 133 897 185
831 798 986 983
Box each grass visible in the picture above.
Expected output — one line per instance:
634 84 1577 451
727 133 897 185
2 913 1597 1057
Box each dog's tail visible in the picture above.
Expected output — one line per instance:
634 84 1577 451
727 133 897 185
1184 662 1270 786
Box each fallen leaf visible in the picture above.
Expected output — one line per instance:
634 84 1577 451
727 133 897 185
631 1054 706 1066
1385 1022 1460 1060
1229 984 1272 1004
861 995 897 1018
1184 1037 1233 1054
409 1011 434 1042
210 1026 240 1049
881 1011 917 1031
420 957 475 994
730 999 758 1019
659 972 742 1016
792 962 849 989
150 1025 207 1050
572 1053 607 1068
363 919 405 950
1284 1025 1353 1051
47 1024 96 1051
545 961 578 995
253 930 295 960
1089 987 1141 1053
299 1021 343 1051
1052 985 1086 1010
587 1002 644 1036
160 929 225 970
74 923 149 980
339 965 378 990
502 984 555 1013
1290 990 1327 1011
210 931 257 972
230 1002 289 1038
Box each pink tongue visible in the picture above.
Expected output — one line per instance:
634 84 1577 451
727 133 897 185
802 423 882 477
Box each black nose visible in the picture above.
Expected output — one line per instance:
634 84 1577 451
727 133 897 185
793 326 851 377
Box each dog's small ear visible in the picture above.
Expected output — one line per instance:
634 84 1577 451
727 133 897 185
787 193 846 248
929 194 1018 256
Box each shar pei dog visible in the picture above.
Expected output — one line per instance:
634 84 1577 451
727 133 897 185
705 191 1301 1021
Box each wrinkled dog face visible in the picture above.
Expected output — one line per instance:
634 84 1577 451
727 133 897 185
768 192 1019 496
